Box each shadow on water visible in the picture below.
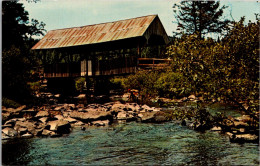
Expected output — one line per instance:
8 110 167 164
2 138 32 165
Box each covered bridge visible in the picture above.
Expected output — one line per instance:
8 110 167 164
32 14 169 78
32 15 169 95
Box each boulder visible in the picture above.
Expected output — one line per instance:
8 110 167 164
235 115 252 123
2 124 13 129
231 134 259 143
2 112 11 122
17 127 28 135
233 121 248 127
211 126 222 131
54 115 64 120
2 133 10 140
117 112 127 120
92 120 109 126
35 111 49 118
4 119 17 127
69 110 112 121
54 106 63 111
73 121 85 126
42 129 56 136
39 117 49 124
188 95 196 100
139 111 157 122
15 121 36 135
239 128 246 133
47 120 71 134
2 127 18 137
153 112 168 122
64 117 77 123
15 105 27 112
111 104 125 112
21 133 33 138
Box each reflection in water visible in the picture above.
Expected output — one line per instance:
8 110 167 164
2 122 259 165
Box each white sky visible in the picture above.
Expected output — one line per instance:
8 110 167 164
21 0 260 37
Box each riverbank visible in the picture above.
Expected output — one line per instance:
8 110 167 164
2 101 259 144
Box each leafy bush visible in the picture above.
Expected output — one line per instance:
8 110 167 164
123 70 160 100
155 71 192 98
110 77 125 89
75 77 86 92
28 81 41 94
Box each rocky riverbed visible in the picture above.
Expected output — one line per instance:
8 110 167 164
2 101 259 143
2 102 167 139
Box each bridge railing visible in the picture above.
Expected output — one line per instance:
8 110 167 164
137 58 172 69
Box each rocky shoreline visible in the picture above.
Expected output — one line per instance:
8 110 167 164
2 101 259 144
2 102 166 139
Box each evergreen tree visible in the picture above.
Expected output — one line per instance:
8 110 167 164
173 0 230 38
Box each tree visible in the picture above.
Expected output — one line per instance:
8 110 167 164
2 0 46 49
173 0 230 38
166 16 259 121
2 0 46 102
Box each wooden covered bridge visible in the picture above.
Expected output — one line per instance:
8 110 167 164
32 14 170 93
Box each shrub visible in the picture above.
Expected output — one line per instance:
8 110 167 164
2 97 21 108
123 70 160 100
75 77 86 92
28 81 41 94
110 77 125 89
155 71 192 98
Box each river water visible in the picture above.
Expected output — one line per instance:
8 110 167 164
2 121 259 165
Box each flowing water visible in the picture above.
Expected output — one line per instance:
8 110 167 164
2 121 259 165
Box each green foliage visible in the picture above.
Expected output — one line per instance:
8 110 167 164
2 97 21 108
173 1 230 38
2 1 46 103
110 77 125 89
155 71 191 98
166 17 259 118
75 77 86 92
28 81 41 93
2 46 32 99
123 70 160 100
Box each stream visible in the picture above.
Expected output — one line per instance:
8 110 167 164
2 121 259 165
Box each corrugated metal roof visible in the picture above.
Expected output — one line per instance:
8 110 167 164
32 15 158 50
